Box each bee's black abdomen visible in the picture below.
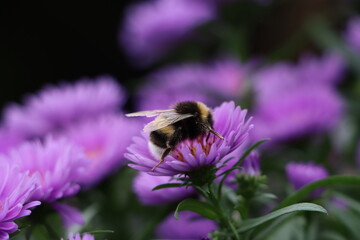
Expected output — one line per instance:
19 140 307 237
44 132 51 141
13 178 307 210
150 131 168 148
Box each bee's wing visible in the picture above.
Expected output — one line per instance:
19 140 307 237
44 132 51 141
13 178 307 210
125 109 174 118
143 112 193 132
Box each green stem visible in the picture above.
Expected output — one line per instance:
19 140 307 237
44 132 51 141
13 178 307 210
207 183 241 240
237 198 249 220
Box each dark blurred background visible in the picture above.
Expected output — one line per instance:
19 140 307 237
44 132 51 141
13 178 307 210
1 1 140 108
0 0 355 109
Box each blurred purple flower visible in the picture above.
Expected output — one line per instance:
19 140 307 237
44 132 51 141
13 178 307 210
238 151 261 176
61 233 95 240
297 52 345 86
63 114 141 187
52 202 84 228
126 101 253 176
6 137 88 202
121 0 216 66
344 16 360 54
252 86 343 142
133 172 195 205
3 76 124 138
137 58 248 110
253 53 345 102
0 128 24 154
217 150 261 188
330 197 348 210
0 161 40 240
285 162 329 197
155 211 217 240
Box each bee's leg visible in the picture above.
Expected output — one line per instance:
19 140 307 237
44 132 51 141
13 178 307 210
151 148 171 171
206 132 211 142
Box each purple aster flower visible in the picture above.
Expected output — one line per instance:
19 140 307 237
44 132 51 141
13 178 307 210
137 58 248 110
126 101 253 176
285 162 329 197
120 0 216 66
0 161 40 240
6 137 88 202
133 172 195 205
3 76 124 138
344 16 360 54
155 211 217 240
252 86 343 142
63 114 141 187
61 233 95 240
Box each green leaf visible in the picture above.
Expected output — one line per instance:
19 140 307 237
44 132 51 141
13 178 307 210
330 207 360 238
174 199 218 220
320 231 348 240
277 176 360 209
86 230 115 235
333 192 360 215
152 183 186 191
238 203 327 233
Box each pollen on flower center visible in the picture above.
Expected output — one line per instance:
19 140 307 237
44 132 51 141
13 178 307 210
171 135 216 162
172 149 185 162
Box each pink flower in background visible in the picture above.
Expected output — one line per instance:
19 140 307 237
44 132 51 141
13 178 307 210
252 86 343 142
137 58 248 110
156 211 217 240
286 162 329 197
6 137 88 202
3 76 124 138
297 52 345 86
251 53 344 142
63 114 140 187
0 161 40 240
253 52 345 102
120 0 216 65
216 150 261 188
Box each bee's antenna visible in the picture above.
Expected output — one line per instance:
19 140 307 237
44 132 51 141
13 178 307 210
208 127 224 140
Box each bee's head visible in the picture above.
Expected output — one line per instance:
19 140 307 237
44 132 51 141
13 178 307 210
195 102 224 140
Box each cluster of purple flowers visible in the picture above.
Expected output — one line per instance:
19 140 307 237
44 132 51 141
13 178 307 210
136 58 250 110
118 2 351 234
0 77 140 239
0 1 356 239
251 52 345 143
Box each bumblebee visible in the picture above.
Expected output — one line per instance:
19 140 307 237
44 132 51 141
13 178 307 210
126 101 224 171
